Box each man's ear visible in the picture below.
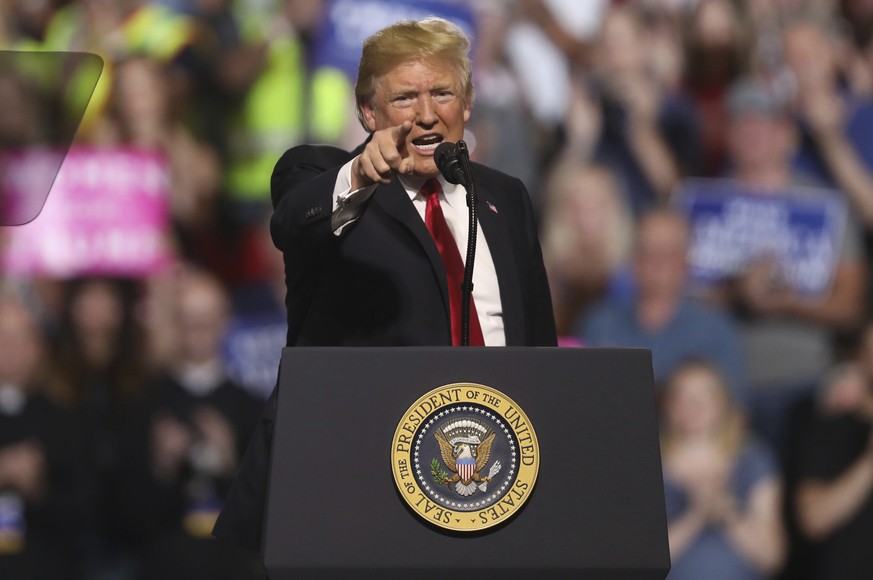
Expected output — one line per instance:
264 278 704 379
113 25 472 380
360 100 377 133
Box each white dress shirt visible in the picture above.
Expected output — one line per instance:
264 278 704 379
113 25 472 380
332 158 506 346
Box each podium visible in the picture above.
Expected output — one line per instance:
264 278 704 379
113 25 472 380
263 347 670 579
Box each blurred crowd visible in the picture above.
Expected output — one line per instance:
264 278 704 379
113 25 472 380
1 0 873 579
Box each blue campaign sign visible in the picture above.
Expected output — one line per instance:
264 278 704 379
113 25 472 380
312 0 476 79
676 179 848 298
223 314 287 400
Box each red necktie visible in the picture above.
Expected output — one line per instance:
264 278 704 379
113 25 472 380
421 179 485 346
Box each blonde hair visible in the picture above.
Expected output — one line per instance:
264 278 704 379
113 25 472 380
540 162 633 277
355 17 473 130
660 360 746 458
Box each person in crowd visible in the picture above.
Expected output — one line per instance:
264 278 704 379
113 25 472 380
47 278 149 439
780 11 873 312
45 277 150 578
215 16 557 553
465 0 541 198
580 207 749 403
106 55 220 246
795 326 873 580
116 268 263 580
200 0 353 221
838 0 873 98
642 2 686 93
2 0 55 47
0 294 90 580
41 0 199 141
222 212 288 400
0 0 77 51
681 0 752 176
712 77 865 450
179 0 355 290
781 13 873 228
0 65 41 150
0 64 44 226
586 4 701 214
541 162 634 337
504 0 606 129
661 360 786 580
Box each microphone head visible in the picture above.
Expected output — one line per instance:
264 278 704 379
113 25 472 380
434 140 458 166
434 141 466 185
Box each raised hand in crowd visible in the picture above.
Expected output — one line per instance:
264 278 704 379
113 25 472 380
585 5 696 211
561 78 603 161
608 72 662 129
518 0 592 66
798 85 846 139
613 71 681 200
782 17 873 227
150 405 239 484
149 412 193 483
735 256 794 317
667 439 736 525
189 406 239 478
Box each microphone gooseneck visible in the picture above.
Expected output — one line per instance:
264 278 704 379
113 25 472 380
457 141 478 347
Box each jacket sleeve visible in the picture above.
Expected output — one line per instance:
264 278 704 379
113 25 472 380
518 179 558 347
269 144 359 252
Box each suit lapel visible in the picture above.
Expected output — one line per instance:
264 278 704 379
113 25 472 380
476 181 525 346
366 169 526 346
371 178 451 318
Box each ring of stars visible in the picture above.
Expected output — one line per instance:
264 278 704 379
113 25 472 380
412 404 518 512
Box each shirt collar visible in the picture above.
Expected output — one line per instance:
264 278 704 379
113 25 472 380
399 174 464 209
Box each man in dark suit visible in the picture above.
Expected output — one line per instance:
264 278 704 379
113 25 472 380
214 16 556 552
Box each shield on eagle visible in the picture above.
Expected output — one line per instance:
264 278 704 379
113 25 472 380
457 457 476 481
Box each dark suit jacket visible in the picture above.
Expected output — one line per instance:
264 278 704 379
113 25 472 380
269 143 556 347
213 144 556 551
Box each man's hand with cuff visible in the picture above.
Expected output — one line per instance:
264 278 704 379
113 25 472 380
351 121 416 190
332 121 416 234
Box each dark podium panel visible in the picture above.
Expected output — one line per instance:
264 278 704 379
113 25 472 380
264 347 669 579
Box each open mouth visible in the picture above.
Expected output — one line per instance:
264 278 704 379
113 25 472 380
411 134 443 154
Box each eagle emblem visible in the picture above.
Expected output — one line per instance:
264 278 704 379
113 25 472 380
392 383 540 531
433 419 503 496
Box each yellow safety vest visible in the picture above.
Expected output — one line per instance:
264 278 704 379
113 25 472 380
41 4 195 138
223 9 351 202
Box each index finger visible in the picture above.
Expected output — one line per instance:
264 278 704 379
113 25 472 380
392 120 413 146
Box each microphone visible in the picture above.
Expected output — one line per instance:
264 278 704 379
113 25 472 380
434 141 467 185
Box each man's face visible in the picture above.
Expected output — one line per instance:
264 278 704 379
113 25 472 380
596 10 644 76
0 303 41 388
727 112 793 174
360 58 471 178
634 214 689 298
177 283 227 364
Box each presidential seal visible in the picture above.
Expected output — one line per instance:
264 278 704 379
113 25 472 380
391 383 539 532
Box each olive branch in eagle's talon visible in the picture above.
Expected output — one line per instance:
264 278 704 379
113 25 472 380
431 458 450 486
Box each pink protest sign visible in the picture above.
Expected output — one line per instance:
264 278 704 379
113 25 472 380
1 147 173 277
